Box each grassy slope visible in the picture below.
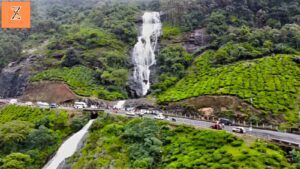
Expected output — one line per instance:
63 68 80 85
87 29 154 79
158 52 300 125
67 113 293 169
31 66 125 100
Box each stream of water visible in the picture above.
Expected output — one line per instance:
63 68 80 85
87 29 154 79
42 119 95 169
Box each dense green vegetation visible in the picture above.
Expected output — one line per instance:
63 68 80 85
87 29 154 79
1 1 299 168
0 105 88 169
161 0 300 32
160 0 300 66
161 24 183 40
152 45 193 93
89 3 139 44
0 0 140 100
0 33 22 70
158 53 300 126
31 23 133 100
290 149 300 168
25 1 141 100
154 0 300 127
67 113 294 169
36 26 131 98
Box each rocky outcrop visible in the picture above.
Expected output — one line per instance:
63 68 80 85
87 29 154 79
184 28 209 53
0 55 43 98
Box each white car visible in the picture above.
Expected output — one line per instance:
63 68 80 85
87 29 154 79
37 102 50 109
74 102 88 109
9 99 18 104
154 114 165 120
232 127 246 134
126 111 136 116
126 107 135 111
25 102 33 106
136 110 145 116
90 105 98 109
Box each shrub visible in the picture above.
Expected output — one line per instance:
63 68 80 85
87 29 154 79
2 153 32 169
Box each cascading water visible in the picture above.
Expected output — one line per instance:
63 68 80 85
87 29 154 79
131 12 162 97
42 120 95 169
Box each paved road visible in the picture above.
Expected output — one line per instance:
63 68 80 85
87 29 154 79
2 100 300 145
173 117 300 144
105 109 300 145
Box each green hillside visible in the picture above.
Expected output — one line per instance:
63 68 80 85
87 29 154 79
0 105 88 169
158 53 300 125
66 113 294 169
31 66 127 100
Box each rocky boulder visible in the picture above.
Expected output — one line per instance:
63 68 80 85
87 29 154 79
0 55 42 98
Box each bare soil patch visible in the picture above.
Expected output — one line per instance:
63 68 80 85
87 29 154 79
19 81 77 103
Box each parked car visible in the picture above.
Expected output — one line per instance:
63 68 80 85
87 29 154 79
37 102 50 109
219 118 233 126
126 111 136 116
154 114 165 120
50 103 58 109
126 107 135 111
25 102 33 106
232 127 246 134
90 105 98 109
210 123 224 130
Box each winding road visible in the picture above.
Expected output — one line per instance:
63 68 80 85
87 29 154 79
106 110 300 147
172 117 300 145
1 99 299 147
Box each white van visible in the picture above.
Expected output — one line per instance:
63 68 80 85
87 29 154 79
9 99 18 104
37 102 50 109
74 102 88 109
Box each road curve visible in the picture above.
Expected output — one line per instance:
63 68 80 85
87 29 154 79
172 117 300 144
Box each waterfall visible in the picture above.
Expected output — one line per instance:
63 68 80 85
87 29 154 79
42 120 95 169
131 12 162 97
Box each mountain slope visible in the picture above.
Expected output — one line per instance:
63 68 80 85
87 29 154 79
158 52 300 126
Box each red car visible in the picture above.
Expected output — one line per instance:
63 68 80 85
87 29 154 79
210 123 224 130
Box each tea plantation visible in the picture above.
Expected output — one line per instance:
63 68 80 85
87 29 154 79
158 53 300 125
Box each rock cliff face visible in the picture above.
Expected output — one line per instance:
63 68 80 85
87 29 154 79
184 28 209 53
0 55 42 98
